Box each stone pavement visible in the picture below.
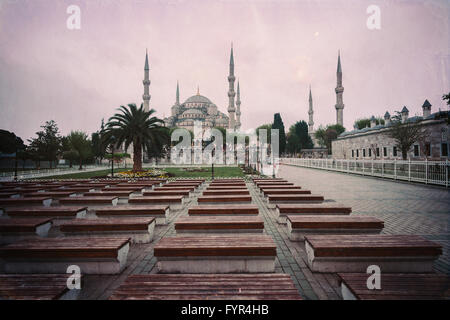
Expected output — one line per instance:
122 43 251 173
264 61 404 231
78 168 449 300
278 164 450 276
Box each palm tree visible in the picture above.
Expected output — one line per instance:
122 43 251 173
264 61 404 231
103 103 168 171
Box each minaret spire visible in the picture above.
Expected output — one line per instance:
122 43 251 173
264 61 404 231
176 81 180 105
236 80 241 130
142 49 151 112
335 50 344 126
308 85 314 133
227 43 236 130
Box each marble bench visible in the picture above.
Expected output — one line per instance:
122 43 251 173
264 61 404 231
197 195 252 205
202 189 250 196
128 196 184 209
0 274 83 300
267 194 324 208
275 204 352 223
154 235 277 273
287 215 384 241
305 234 442 273
143 190 191 197
175 216 264 234
5 206 87 221
59 196 119 210
188 205 259 216
60 217 156 243
93 205 169 225
262 189 311 197
0 218 53 244
0 197 53 208
339 273 450 300
206 185 248 190
109 274 301 300
0 237 131 274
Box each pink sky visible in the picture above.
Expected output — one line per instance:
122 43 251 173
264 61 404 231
0 0 448 141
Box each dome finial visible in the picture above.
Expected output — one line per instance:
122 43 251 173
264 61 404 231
197 85 200 95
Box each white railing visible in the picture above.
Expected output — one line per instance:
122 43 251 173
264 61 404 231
281 158 450 187
0 164 109 181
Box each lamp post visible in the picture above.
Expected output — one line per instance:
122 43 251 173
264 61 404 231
111 135 115 178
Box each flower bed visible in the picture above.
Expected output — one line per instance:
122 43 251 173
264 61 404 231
116 169 169 178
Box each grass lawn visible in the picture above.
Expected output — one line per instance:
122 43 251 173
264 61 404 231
165 166 244 178
36 166 244 180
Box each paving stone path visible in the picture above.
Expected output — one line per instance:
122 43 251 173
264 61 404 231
78 168 449 300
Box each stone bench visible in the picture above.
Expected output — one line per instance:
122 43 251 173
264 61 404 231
175 216 264 234
275 204 352 223
267 194 324 208
60 217 156 243
189 205 259 216
154 186 195 191
0 274 83 300
339 273 450 300
206 186 248 190
260 185 302 190
210 182 246 186
287 216 384 241
59 196 119 209
93 205 169 225
197 195 252 205
0 192 20 199
0 237 131 274
101 187 144 194
256 181 291 187
305 234 442 273
203 190 250 196
143 190 191 197
154 235 276 273
85 191 134 202
15 187 47 193
22 191 77 199
262 189 311 197
5 206 87 221
128 196 184 209
109 274 301 300
0 218 53 244
0 197 52 207
60 187 96 194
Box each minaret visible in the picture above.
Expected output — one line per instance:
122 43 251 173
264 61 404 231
142 49 151 112
227 44 236 130
308 85 314 133
176 81 180 105
235 81 241 130
335 50 344 126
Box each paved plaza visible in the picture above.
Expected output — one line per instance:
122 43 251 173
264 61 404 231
77 165 449 300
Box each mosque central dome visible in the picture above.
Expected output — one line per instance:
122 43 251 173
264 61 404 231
184 94 212 105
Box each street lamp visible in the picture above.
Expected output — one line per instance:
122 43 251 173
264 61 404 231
111 135 115 178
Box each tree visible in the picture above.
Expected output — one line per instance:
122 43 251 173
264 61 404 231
354 117 385 130
103 103 169 171
314 124 346 154
443 92 450 106
286 121 313 154
0 130 26 178
62 150 79 168
28 120 62 169
66 131 92 169
0 130 24 154
91 132 105 164
388 114 429 160
272 113 286 154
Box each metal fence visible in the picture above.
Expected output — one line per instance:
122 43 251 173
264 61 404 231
281 158 450 187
